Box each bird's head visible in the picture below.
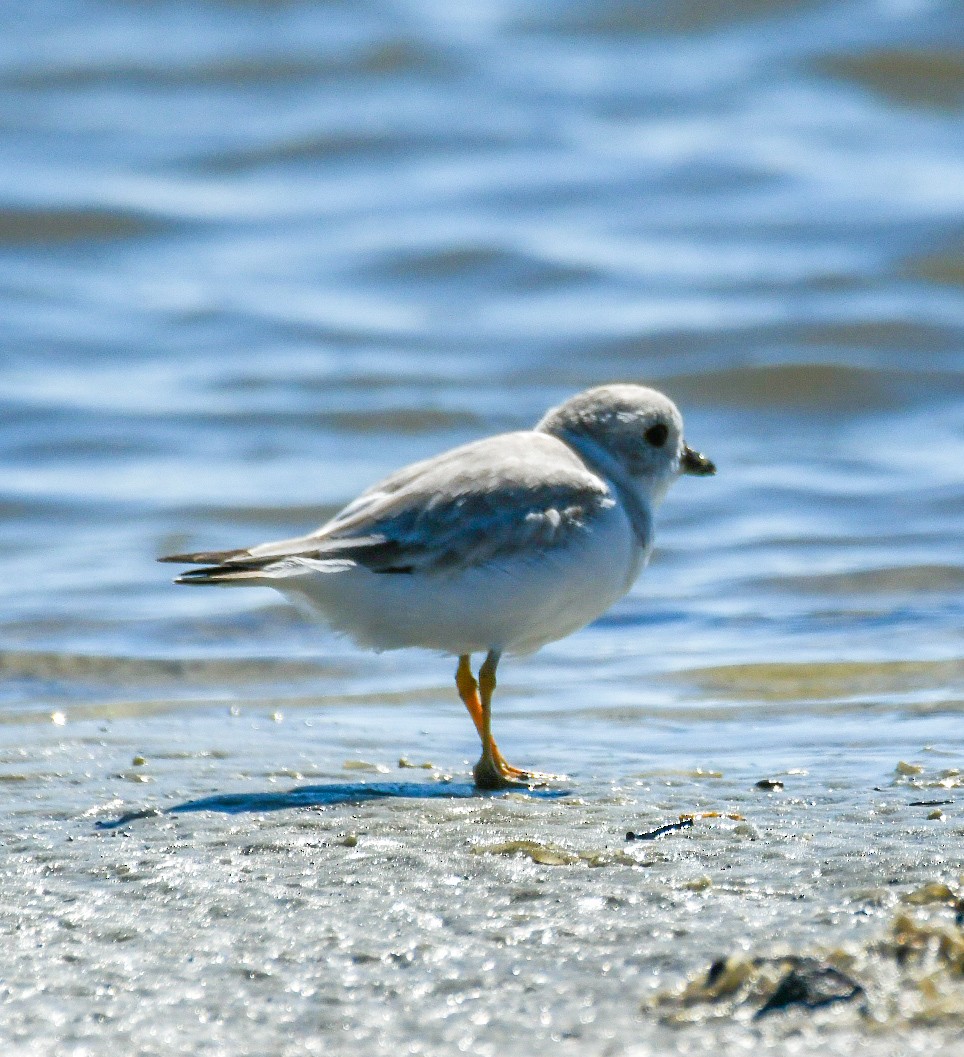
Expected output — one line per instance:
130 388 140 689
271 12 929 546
537 383 715 507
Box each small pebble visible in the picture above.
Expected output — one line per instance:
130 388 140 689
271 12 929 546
928 809 944 821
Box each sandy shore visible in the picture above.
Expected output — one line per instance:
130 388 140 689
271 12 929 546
2 700 961 1056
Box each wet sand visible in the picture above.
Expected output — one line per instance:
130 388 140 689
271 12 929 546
3 693 960 1056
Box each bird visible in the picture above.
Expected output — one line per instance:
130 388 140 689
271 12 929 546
160 384 715 789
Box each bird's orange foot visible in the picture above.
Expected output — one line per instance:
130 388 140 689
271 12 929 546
473 748 566 790
473 755 534 789
493 745 566 784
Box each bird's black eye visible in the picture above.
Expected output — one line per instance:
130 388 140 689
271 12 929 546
645 423 668 447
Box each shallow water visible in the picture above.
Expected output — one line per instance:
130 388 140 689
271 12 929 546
1 1 962 1054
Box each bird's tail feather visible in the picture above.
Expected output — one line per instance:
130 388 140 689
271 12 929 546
158 548 249 565
173 566 271 586
165 553 298 586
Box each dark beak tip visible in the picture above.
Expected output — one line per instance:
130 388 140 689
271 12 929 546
682 446 716 477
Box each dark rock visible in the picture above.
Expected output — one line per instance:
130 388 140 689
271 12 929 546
755 960 864 1018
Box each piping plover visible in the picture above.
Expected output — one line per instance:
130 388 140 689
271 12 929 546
161 384 715 788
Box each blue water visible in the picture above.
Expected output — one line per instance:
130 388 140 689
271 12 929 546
0 0 961 764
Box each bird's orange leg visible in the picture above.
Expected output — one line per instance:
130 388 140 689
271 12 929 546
456 653 524 786
455 654 485 739
456 652 558 789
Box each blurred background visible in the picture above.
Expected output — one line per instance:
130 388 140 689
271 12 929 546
0 0 961 759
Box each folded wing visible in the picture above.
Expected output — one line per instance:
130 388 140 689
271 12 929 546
160 432 613 584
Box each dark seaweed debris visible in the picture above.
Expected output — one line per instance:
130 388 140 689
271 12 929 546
626 818 694 841
650 911 964 1025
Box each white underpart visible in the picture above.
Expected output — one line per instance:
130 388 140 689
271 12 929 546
271 494 644 655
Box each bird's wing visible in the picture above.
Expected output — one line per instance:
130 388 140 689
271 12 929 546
162 432 616 582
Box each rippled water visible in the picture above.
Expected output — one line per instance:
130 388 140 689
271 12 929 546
1 1 962 1054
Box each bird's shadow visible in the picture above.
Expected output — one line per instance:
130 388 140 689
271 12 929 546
95 780 568 830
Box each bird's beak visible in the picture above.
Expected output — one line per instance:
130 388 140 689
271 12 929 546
681 444 716 476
